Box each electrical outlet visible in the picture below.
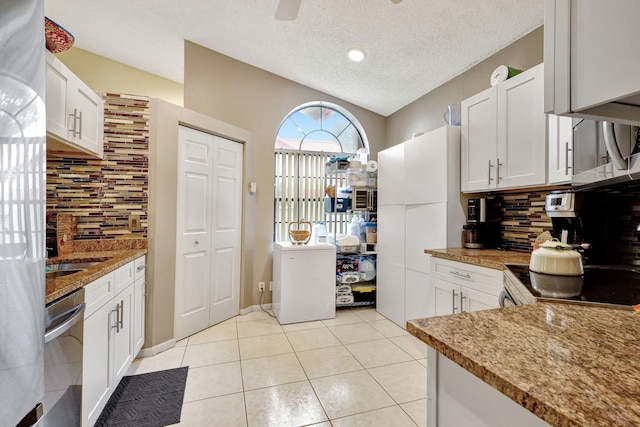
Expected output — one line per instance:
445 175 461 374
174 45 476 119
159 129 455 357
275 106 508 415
258 281 265 292
269 281 273 291
128 214 141 231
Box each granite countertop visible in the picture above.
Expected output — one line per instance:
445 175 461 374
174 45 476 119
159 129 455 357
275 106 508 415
46 249 147 304
407 303 640 427
424 248 531 270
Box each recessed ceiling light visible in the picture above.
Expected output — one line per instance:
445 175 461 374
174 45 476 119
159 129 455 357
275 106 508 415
348 48 365 62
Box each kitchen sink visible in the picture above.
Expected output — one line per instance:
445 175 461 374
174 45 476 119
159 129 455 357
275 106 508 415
47 261 102 271
45 269 82 279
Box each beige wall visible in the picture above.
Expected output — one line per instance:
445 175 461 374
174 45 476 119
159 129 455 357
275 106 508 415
55 47 184 106
183 41 387 307
147 98 254 349
386 27 544 147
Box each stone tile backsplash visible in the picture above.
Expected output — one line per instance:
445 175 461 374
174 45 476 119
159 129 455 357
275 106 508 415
47 93 149 245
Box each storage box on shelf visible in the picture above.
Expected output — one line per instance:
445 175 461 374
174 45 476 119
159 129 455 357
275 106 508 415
325 163 377 308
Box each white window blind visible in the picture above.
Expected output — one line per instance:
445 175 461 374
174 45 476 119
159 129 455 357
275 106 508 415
274 150 349 242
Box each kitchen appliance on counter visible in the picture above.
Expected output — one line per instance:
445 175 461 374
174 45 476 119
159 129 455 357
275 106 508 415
463 198 500 249
545 191 587 246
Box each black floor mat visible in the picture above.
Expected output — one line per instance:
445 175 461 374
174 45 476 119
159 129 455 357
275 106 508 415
95 366 188 427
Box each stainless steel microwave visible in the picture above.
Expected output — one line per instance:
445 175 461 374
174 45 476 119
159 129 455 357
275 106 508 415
571 119 640 189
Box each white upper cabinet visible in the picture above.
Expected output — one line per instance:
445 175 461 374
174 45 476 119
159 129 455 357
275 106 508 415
547 114 574 184
461 87 498 192
496 64 546 188
45 50 104 158
404 126 460 205
462 64 546 192
377 143 404 206
544 0 640 125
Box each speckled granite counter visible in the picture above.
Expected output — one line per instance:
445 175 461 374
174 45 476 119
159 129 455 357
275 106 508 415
46 249 147 304
424 248 531 270
408 303 640 427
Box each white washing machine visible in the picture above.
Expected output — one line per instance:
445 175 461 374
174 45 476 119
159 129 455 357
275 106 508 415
272 242 336 324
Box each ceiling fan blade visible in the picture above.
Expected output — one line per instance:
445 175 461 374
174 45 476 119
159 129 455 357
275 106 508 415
275 0 301 21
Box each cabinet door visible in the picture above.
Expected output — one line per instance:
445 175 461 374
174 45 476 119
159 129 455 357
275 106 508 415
404 128 448 204
71 78 104 158
547 114 574 183
429 277 460 317
112 284 134 387
133 257 146 354
82 302 112 427
376 260 406 328
497 64 546 189
569 0 640 115
378 143 404 206
461 87 497 192
405 204 446 274
45 51 73 141
405 269 429 323
462 287 499 313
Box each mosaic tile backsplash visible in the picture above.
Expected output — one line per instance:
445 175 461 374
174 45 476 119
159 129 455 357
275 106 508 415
497 190 555 252
47 93 149 247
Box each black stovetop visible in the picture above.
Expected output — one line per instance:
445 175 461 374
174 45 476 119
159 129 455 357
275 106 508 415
505 264 640 306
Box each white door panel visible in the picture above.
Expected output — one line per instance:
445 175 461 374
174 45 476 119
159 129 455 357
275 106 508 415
175 127 243 339
405 204 446 274
210 137 243 325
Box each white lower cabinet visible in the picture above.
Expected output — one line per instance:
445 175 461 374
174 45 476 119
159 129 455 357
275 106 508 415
82 256 145 426
428 258 502 317
427 348 550 427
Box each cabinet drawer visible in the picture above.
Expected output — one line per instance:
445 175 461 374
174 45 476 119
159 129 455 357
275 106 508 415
134 256 146 283
430 258 502 295
114 261 135 296
84 273 114 317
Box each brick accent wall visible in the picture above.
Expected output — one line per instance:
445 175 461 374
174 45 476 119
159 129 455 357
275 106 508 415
46 93 149 246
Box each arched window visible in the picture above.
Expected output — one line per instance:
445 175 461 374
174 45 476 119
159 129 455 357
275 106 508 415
274 102 368 242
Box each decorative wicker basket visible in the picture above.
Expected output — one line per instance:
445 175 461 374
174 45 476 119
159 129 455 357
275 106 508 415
288 220 312 245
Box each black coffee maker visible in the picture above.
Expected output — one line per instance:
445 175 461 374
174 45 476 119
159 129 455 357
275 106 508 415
545 191 585 245
464 198 488 249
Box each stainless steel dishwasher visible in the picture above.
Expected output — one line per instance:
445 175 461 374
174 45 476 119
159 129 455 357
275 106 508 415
39 288 85 426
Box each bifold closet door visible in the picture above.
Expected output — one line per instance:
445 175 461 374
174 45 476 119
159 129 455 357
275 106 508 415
174 126 242 340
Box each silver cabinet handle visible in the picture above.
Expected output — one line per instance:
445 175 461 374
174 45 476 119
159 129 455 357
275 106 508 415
460 292 466 313
119 299 124 330
565 142 573 175
194 241 199 246
496 158 503 181
137 265 146 272
452 290 458 313
112 303 121 332
69 108 78 134
449 271 471 279
487 160 494 184
77 110 83 139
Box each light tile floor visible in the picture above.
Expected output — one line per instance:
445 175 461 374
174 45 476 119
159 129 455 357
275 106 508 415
126 307 429 427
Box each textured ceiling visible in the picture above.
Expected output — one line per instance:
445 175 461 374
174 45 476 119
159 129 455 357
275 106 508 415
44 0 544 117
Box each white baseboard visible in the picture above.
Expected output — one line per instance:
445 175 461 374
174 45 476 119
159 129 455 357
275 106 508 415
138 305 273 358
138 338 176 358
240 303 272 315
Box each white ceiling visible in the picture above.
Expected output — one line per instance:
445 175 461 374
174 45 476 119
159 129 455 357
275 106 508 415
44 0 544 117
